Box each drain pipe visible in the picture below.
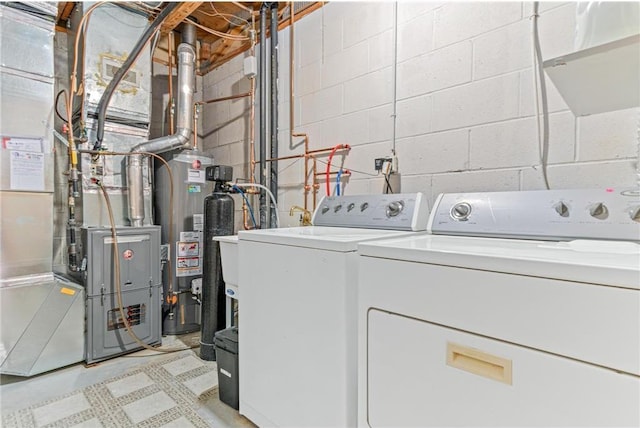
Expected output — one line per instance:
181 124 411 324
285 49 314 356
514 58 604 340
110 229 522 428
259 4 268 228
94 3 179 146
126 23 197 227
269 3 279 229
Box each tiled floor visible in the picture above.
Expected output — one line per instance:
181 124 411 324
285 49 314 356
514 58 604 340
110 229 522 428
0 333 254 427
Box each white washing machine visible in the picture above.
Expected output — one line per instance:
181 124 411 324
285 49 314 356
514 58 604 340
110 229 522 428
357 188 640 427
238 193 429 427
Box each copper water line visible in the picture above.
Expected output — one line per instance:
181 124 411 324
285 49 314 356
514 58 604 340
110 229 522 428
168 31 175 134
312 156 318 208
314 170 351 177
264 139 352 212
290 3 295 147
196 92 252 105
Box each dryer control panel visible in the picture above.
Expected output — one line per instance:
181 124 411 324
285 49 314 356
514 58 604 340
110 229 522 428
312 193 429 231
428 188 640 241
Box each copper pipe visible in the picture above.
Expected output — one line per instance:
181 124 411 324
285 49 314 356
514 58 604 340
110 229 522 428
265 153 305 162
168 31 175 134
196 92 252 105
294 133 310 211
242 200 255 230
307 146 351 155
314 170 351 177
265 145 350 163
312 156 319 209
289 2 295 145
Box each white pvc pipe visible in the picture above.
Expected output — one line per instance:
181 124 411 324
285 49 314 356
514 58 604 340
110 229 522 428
232 183 280 228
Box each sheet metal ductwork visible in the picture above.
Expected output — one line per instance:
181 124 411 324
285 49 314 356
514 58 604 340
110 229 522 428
127 24 197 227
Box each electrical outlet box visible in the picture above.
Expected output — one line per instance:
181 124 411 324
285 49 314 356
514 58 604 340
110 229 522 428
244 56 257 78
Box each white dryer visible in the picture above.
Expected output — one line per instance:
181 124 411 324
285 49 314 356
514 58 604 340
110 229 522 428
237 193 429 427
357 188 640 427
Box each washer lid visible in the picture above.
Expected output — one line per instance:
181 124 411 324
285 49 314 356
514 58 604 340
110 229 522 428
358 235 640 289
238 226 421 252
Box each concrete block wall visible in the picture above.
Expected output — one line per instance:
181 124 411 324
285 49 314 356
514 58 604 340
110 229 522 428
201 2 639 228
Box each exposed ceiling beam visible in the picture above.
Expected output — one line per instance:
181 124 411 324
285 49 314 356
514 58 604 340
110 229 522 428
160 2 203 34
56 1 76 30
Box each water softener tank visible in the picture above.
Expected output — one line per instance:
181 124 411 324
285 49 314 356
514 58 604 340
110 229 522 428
200 165 234 360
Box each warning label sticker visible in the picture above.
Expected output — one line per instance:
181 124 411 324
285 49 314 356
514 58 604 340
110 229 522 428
176 231 202 277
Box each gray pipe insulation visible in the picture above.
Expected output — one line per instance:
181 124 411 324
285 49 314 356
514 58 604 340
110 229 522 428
127 23 197 227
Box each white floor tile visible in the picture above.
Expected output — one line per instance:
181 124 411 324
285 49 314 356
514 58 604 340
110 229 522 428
106 372 154 398
32 393 90 427
121 391 177 424
183 371 218 396
162 355 205 377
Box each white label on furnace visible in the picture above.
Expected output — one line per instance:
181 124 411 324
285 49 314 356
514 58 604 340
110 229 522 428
2 137 43 153
10 151 45 191
220 368 232 378
187 168 205 183
193 214 204 231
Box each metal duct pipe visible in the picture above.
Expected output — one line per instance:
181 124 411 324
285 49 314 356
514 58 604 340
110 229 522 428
269 3 279 229
259 4 268 228
126 27 197 227
181 21 197 47
95 3 180 144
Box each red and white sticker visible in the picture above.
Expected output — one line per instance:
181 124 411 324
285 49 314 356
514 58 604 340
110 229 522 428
123 249 134 260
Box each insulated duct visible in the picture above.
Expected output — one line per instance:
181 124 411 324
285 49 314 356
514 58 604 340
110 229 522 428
126 23 197 227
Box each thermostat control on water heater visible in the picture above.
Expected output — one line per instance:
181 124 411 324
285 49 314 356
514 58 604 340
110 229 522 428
312 193 429 231
428 188 640 242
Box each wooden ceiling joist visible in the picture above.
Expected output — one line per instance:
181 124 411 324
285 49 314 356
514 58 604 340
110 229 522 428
160 2 203 34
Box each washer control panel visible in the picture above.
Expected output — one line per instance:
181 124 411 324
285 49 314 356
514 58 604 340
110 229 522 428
428 188 640 241
312 193 429 231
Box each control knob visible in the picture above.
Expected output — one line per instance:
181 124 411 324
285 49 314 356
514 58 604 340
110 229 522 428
450 202 471 221
360 202 369 212
347 203 355 212
554 201 570 218
334 204 343 213
386 200 405 217
589 202 609 220
321 206 330 215
630 206 640 223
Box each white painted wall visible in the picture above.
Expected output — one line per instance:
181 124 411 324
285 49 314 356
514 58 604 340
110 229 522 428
201 2 639 229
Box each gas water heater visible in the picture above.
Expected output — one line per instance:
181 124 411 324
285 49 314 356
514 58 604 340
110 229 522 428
155 150 213 334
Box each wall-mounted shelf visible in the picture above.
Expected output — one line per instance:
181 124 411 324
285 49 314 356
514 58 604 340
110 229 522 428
543 34 639 116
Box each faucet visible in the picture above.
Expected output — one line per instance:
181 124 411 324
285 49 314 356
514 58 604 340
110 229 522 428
290 205 312 226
